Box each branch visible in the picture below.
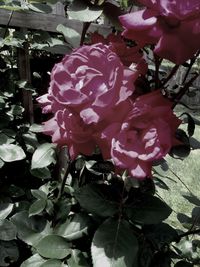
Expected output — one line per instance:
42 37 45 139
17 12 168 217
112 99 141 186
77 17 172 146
176 228 200 242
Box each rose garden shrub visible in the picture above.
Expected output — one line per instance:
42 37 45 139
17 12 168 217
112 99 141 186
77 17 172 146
0 0 200 266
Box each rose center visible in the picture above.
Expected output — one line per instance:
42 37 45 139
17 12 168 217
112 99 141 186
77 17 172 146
161 16 181 28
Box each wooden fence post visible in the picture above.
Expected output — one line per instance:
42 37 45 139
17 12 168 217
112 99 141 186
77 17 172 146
17 33 34 124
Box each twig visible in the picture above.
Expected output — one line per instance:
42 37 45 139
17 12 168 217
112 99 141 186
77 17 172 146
182 50 200 84
172 72 199 109
160 65 179 88
168 167 194 195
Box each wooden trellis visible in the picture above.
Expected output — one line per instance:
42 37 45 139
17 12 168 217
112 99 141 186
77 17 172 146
0 5 111 34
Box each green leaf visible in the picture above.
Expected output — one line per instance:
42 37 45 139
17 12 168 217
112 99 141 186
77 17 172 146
91 218 138 267
57 24 81 48
0 219 17 241
0 144 26 162
174 261 193 267
11 211 52 246
21 253 46 267
0 158 4 168
143 223 178 249
120 0 128 8
8 104 24 116
0 96 5 110
182 192 200 206
68 0 103 22
67 249 90 267
31 189 47 200
175 239 195 258
0 203 14 220
22 132 39 153
29 0 59 3
54 213 92 241
42 44 71 55
28 3 52 13
31 167 51 179
0 240 19 267
0 114 11 129
29 199 47 216
0 133 14 145
88 160 114 174
180 112 195 137
75 184 119 217
0 5 23 11
36 234 70 259
103 2 123 30
170 129 190 158
31 143 56 170
29 123 44 133
40 259 63 267
125 195 172 224
45 200 54 216
2 129 16 139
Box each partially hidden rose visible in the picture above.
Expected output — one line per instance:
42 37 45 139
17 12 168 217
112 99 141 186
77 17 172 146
90 32 147 73
42 109 96 159
119 0 200 64
103 90 181 179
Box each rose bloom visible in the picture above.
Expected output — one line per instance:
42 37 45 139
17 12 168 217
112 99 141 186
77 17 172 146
37 43 137 159
103 90 181 179
38 43 137 125
119 0 200 64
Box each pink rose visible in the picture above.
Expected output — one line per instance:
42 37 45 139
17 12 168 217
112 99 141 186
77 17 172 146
45 43 136 124
42 109 96 159
119 0 200 64
103 90 181 178
37 43 137 159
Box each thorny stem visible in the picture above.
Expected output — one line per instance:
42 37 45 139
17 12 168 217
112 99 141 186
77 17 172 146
56 157 72 202
154 54 162 89
177 228 200 242
172 72 199 109
111 181 126 266
129 3 134 12
80 22 91 46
